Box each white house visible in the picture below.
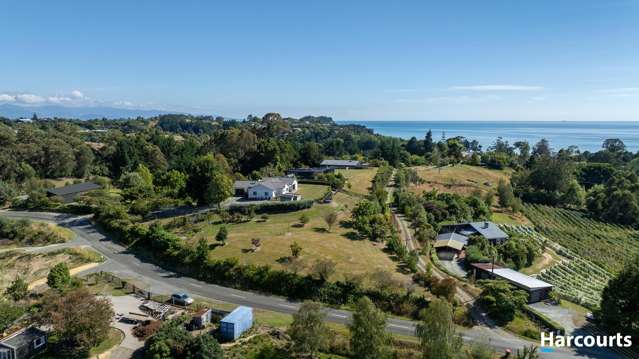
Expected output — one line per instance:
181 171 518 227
234 176 298 201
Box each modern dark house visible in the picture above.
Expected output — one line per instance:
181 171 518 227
319 159 363 169
470 262 554 303
45 182 102 203
0 326 47 359
286 167 335 179
434 221 508 260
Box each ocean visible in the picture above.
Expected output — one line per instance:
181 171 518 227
336 121 639 153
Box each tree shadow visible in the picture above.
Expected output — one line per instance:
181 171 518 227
291 223 304 228
312 227 328 233
276 256 292 264
339 219 353 229
341 231 360 241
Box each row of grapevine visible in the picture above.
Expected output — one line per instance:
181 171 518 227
500 224 613 309
522 204 639 273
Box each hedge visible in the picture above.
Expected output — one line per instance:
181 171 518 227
228 199 314 214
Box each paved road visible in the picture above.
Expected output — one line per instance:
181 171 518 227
0 210 623 359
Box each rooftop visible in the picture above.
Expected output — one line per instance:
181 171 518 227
221 306 252 323
320 159 361 166
234 176 296 191
471 263 553 290
0 326 46 349
443 221 508 240
434 238 465 251
435 232 469 246
46 182 102 196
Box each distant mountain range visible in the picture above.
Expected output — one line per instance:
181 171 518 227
0 103 178 120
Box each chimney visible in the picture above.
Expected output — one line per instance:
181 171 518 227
483 222 489 229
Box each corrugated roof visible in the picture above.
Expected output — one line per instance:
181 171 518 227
221 306 252 323
471 263 553 290
46 182 102 196
234 177 296 191
434 239 465 251
435 232 469 245
320 159 361 166
468 222 508 240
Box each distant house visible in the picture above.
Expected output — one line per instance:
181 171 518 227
233 176 299 201
470 262 554 303
220 306 253 341
319 159 363 169
286 167 335 179
46 182 102 203
434 221 508 260
0 326 47 359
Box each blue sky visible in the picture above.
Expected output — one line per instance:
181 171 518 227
1 0 638 121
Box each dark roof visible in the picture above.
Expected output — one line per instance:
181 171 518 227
0 326 46 349
468 222 508 240
46 182 102 196
287 167 333 174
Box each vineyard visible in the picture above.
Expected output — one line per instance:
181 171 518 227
522 204 639 273
501 224 613 309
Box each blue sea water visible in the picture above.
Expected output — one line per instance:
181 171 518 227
336 121 639 153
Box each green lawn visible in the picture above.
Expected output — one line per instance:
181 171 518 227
298 183 330 200
336 168 378 195
409 164 512 196
89 327 124 356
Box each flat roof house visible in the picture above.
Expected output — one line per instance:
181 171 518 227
46 182 102 203
470 262 554 303
319 159 363 169
233 176 299 201
0 326 47 359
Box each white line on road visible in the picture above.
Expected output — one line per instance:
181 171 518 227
230 293 245 299
330 313 348 319
190 283 203 288
387 323 414 331
278 303 297 309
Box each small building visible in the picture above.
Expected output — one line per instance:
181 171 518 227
286 167 335 179
319 159 363 169
439 221 508 245
46 182 102 203
470 263 554 303
233 176 298 201
219 306 253 341
434 232 468 260
0 326 48 359
191 308 212 329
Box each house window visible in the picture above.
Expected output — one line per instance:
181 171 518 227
253 191 257 196
0 350 9 359
264 192 269 196
34 336 45 349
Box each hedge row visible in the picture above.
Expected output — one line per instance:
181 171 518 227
228 199 314 214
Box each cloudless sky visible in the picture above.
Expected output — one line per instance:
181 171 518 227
1 0 638 120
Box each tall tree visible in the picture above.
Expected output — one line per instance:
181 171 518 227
187 154 233 206
349 297 391 359
288 301 330 357
599 256 639 339
424 130 434 154
38 288 114 352
416 298 462 359
5 277 28 301
185 334 224 359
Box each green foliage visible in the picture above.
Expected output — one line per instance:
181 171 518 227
39 288 114 353
187 154 233 206
47 262 71 290
598 256 639 339
185 333 224 359
216 226 228 243
145 319 192 359
477 280 528 324
0 300 24 332
5 277 28 301
0 217 69 246
416 298 462 359
349 297 392 359
0 180 16 205
288 302 330 357
299 213 310 226
290 241 302 258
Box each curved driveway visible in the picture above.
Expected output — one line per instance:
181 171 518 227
0 210 622 359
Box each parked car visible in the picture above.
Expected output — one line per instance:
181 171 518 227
170 293 194 306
